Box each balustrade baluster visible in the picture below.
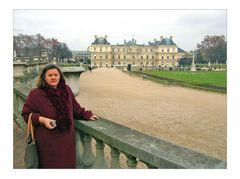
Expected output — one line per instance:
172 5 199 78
110 146 121 169
92 138 108 169
75 130 84 168
125 154 137 169
81 134 95 168
13 93 18 116
17 96 22 114
13 93 26 132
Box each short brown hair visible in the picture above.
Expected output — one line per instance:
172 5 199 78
36 64 65 88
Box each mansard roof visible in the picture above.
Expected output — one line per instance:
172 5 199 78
154 37 176 45
92 35 110 45
124 38 137 46
178 47 186 53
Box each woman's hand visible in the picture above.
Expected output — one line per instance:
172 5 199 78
39 116 56 129
89 115 99 121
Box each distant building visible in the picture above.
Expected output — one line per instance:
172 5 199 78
88 35 187 68
72 51 90 63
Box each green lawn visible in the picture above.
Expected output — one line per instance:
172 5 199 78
143 70 227 88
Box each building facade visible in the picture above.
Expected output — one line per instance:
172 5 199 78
88 35 187 68
72 51 90 63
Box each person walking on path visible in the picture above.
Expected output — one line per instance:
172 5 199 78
22 64 98 168
88 66 92 72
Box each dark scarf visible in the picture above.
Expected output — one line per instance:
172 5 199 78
43 80 72 132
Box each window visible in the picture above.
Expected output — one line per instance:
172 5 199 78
162 55 164 60
167 55 169 60
132 56 135 59
147 55 148 59
100 48 102 52
152 56 154 59
141 56 143 59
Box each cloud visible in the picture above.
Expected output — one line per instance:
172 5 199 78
13 9 227 51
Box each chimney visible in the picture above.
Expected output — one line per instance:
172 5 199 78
105 35 107 39
160 36 163 40
154 39 156 42
170 36 173 39
124 40 126 44
94 35 97 40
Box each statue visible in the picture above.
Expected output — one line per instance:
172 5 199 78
190 52 197 72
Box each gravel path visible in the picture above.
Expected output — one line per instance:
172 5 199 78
76 68 226 160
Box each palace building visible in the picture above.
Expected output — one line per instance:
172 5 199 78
88 35 187 68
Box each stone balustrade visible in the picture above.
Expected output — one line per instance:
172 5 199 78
13 61 48 86
13 86 29 131
13 62 84 96
13 86 227 169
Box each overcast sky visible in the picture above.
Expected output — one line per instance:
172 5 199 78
13 9 226 52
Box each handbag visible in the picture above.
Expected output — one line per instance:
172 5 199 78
24 113 39 168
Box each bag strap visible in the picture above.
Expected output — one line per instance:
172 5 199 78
26 113 35 142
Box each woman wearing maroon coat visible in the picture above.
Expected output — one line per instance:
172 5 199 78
22 64 98 168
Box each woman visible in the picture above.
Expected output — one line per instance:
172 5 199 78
22 64 98 168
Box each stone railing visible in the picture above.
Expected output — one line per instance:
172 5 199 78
13 86 226 169
14 62 85 95
13 61 48 87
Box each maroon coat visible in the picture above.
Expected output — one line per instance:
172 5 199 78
22 85 93 168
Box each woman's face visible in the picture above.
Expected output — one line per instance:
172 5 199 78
45 69 60 88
